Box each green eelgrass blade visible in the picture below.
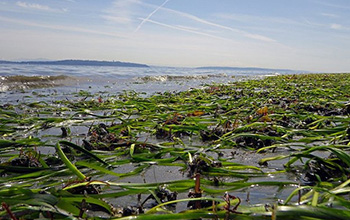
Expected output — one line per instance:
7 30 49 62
146 197 224 214
55 142 86 180
59 140 109 166
61 179 193 191
59 196 112 214
75 160 122 177
0 139 19 148
130 143 135 157
311 190 319 206
114 210 252 220
55 199 82 218
276 205 350 220
0 165 49 173
327 147 350 167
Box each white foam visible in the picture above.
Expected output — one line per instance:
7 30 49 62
135 73 228 82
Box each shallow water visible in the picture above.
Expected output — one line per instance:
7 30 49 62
0 64 298 103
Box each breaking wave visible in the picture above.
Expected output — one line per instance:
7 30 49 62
135 73 228 82
0 75 72 92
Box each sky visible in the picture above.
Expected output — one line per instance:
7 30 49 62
0 0 350 72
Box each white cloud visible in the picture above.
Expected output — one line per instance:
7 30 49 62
304 19 348 31
216 13 307 29
321 13 339 18
0 15 126 38
103 0 141 25
313 1 350 10
101 15 132 24
16 1 66 13
244 33 276 43
330 23 342 30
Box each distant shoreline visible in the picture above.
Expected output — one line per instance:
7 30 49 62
196 66 296 73
0 59 305 73
0 59 149 68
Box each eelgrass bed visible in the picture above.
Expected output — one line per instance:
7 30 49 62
1 73 350 219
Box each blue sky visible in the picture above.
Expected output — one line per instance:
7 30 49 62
0 0 349 72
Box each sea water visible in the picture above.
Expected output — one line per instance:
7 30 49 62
0 64 296 103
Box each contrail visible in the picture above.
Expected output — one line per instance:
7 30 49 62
134 0 170 33
144 18 228 41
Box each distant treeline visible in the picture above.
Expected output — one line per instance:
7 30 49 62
0 59 149 68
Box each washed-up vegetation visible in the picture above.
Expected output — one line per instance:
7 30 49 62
1 73 350 219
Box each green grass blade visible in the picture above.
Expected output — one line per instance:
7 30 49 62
55 142 86 180
59 140 109 166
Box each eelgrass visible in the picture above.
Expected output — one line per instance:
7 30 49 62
1 73 350 219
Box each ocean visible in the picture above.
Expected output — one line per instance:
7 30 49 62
0 64 297 103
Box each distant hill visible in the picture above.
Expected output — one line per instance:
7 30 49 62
0 59 149 68
196 66 296 73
